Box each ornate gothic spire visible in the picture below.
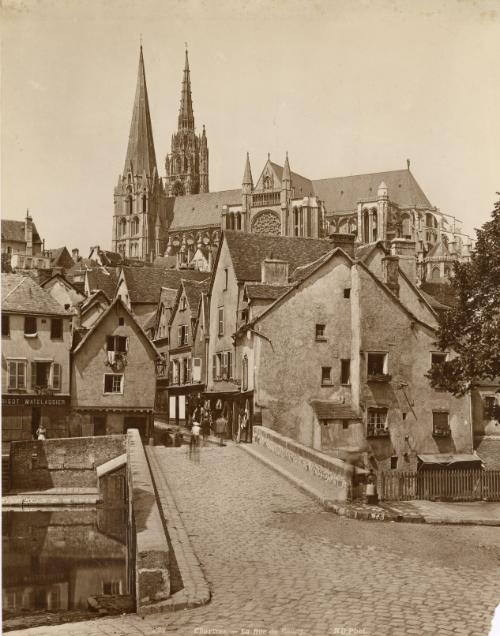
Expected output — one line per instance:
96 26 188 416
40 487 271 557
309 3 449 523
282 152 291 188
123 46 157 177
178 48 195 131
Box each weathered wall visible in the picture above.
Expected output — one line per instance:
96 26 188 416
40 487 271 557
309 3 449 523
126 429 170 613
208 240 240 389
10 435 126 490
71 302 156 410
2 313 72 395
253 255 353 446
253 426 365 501
357 264 471 470
43 278 84 309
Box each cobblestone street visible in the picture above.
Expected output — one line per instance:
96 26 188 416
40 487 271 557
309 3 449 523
10 444 500 636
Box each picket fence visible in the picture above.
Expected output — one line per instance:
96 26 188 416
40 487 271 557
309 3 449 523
379 469 500 502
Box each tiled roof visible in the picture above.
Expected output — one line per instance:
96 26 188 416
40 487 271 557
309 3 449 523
313 169 432 214
426 239 451 259
245 283 293 301
168 189 241 230
1 219 42 244
142 310 158 331
123 266 209 304
80 289 110 312
48 247 74 269
310 401 360 420
86 267 119 300
1 274 70 316
418 289 450 312
99 250 123 267
475 437 500 470
183 279 210 318
224 231 334 283
153 255 177 269
420 282 457 308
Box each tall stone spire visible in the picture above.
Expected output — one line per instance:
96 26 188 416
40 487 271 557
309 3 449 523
123 46 157 177
178 48 195 131
282 152 291 189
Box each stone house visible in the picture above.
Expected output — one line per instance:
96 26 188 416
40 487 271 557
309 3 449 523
1 213 50 271
40 273 85 312
70 297 159 438
229 236 473 471
166 279 209 424
1 274 73 441
472 380 500 469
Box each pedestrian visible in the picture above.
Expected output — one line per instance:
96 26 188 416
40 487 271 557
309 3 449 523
36 425 47 440
201 406 210 444
239 407 249 443
215 412 227 447
189 417 201 461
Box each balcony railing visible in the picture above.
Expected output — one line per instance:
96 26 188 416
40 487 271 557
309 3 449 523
251 191 281 207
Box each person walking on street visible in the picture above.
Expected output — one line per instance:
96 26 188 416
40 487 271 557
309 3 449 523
189 417 201 462
215 412 227 447
201 406 210 445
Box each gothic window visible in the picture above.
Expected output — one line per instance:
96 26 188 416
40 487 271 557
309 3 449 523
401 214 411 239
363 208 370 244
263 175 272 191
431 267 440 281
119 218 127 237
251 210 281 236
293 208 300 236
142 196 147 213
236 213 242 230
372 209 378 242
126 195 133 215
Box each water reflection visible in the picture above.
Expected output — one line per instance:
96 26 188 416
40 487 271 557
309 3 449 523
2 505 128 618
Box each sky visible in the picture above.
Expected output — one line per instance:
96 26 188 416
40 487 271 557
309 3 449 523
2 0 500 254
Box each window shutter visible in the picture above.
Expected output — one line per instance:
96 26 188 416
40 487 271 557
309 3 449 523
227 352 232 379
31 362 36 389
185 325 189 343
212 355 217 381
178 326 182 346
106 336 114 352
52 363 61 390
8 362 15 389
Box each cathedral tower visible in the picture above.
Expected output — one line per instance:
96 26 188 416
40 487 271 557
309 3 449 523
165 49 209 196
113 46 166 261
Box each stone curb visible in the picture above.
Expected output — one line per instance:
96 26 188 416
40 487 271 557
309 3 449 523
239 444 422 523
145 447 211 613
2 494 102 507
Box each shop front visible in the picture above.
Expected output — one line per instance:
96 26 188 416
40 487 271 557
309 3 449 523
2 394 70 443
202 385 254 442
167 384 205 428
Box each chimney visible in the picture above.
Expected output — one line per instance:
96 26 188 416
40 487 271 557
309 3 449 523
25 210 33 257
390 238 417 283
72 248 80 262
261 258 289 285
329 233 355 258
382 255 400 297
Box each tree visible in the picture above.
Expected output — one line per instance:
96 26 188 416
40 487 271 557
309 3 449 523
428 196 500 398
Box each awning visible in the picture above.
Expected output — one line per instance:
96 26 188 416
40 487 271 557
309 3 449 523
203 381 240 395
309 400 360 420
417 453 483 466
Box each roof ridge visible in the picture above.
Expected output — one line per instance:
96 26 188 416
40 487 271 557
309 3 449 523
313 168 409 183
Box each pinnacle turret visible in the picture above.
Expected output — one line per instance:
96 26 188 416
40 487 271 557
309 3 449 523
123 46 157 177
282 152 291 188
242 152 253 187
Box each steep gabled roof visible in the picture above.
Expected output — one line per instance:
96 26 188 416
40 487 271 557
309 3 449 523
47 247 74 269
167 189 241 230
40 272 82 294
268 162 314 198
224 231 334 283
426 239 451 259
122 266 209 304
183 279 210 318
244 283 293 301
1 219 42 244
73 296 159 357
2 274 71 316
86 267 119 300
313 168 432 214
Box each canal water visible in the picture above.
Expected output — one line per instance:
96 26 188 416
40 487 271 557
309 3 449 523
2 504 131 630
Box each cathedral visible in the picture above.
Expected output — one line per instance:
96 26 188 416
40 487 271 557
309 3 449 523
112 46 473 280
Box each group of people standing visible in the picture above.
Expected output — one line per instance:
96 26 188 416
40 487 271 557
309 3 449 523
188 399 250 459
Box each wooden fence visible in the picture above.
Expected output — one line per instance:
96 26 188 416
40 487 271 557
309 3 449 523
379 469 500 502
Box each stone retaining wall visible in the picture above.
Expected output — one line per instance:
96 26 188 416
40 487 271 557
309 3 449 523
253 425 366 501
126 429 170 614
10 435 126 490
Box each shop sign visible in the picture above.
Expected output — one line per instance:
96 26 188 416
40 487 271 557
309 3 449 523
2 395 70 408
